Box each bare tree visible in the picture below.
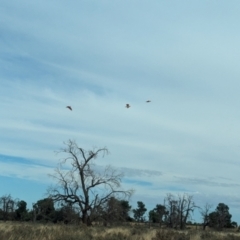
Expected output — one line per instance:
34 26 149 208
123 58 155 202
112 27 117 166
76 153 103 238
0 194 18 221
48 140 133 226
199 203 212 230
164 194 179 229
164 193 197 229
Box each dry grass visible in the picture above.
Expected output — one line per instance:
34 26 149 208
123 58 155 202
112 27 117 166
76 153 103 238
0 222 240 240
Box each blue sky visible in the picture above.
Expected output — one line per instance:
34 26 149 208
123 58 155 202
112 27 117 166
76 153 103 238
1 0 240 223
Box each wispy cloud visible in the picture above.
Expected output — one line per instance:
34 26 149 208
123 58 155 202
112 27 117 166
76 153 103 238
0 158 53 183
1 0 240 222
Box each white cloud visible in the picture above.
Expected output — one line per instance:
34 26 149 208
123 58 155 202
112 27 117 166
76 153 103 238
0 161 53 183
1 0 240 222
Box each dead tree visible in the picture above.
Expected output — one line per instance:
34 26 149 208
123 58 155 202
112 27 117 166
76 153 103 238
48 139 133 226
0 194 18 221
164 193 197 229
199 203 212 230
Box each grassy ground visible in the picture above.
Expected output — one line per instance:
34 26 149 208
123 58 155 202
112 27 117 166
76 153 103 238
1 222 240 240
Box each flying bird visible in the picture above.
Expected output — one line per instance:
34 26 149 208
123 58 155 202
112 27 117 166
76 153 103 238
146 100 151 103
66 106 72 111
125 104 130 108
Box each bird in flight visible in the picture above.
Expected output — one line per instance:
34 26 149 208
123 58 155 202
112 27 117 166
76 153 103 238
146 100 151 103
125 104 130 108
66 106 72 111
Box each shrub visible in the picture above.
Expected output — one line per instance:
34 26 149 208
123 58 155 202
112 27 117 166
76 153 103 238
152 229 190 240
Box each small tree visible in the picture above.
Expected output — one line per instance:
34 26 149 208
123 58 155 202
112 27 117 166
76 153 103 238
54 203 80 224
133 201 147 222
48 140 133 226
216 203 232 228
120 200 132 221
100 197 120 225
99 197 131 225
208 203 232 230
231 221 238 228
164 193 197 229
15 200 28 221
32 198 55 223
156 204 168 226
199 203 212 230
0 194 17 221
149 204 168 227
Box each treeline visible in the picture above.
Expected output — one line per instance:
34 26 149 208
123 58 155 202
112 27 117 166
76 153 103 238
0 193 237 231
0 140 238 231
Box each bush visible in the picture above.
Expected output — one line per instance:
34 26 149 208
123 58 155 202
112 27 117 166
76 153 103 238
152 229 190 240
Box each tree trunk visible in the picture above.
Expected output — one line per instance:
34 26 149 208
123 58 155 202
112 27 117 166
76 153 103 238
82 211 92 226
202 222 208 230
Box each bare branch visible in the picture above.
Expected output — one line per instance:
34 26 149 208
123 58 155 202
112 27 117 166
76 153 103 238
48 139 132 226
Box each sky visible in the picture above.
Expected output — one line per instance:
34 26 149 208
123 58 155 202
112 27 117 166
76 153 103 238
1 0 240 223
